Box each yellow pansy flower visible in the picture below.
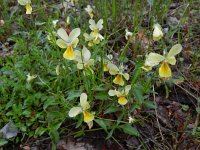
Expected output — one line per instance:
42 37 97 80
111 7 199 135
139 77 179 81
153 23 163 41
143 44 182 78
85 5 94 19
108 85 131 105
107 63 129 86
89 19 104 43
56 28 80 60
18 0 32 14
68 93 94 123
75 47 94 70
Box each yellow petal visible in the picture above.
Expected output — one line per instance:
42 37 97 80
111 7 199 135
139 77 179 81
103 64 109 72
118 96 128 105
159 62 172 77
26 3 32 14
83 111 94 123
113 74 124 86
63 46 76 60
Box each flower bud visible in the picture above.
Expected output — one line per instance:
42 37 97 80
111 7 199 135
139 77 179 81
153 24 163 41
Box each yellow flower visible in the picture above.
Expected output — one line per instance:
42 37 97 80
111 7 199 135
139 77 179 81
107 63 129 86
68 93 94 123
56 28 80 60
26 73 37 83
153 23 163 41
75 47 94 71
85 5 94 19
89 19 104 42
108 85 131 105
18 0 32 14
143 44 182 78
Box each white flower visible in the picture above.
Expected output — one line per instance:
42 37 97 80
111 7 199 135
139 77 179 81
18 0 32 14
107 64 129 86
125 28 133 40
68 93 94 123
75 47 94 70
108 85 131 105
85 5 94 19
128 116 135 124
153 23 163 41
89 19 104 41
26 73 37 83
52 20 59 28
56 28 81 60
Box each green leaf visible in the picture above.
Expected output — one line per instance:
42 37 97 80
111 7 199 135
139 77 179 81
95 119 107 132
49 129 59 144
120 124 139 136
196 107 200 114
133 84 144 105
95 92 109 100
0 139 8 146
104 106 121 114
143 101 157 109
67 90 82 101
43 99 57 110
35 127 47 137
106 128 114 140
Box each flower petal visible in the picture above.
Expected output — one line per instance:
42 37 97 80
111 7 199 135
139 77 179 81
89 19 96 30
87 121 93 129
96 19 103 30
82 47 91 62
72 38 79 48
68 107 82 117
159 62 172 77
118 96 128 105
167 44 182 58
56 39 67 48
107 63 119 75
113 74 124 86
123 73 129 81
153 24 163 41
103 64 109 72
74 50 82 62
18 0 28 5
108 90 116 96
141 65 152 71
69 28 81 43
83 111 94 123
63 46 76 60
145 53 164 67
26 3 32 14
80 93 90 110
166 56 176 65
57 28 69 42
125 85 131 95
